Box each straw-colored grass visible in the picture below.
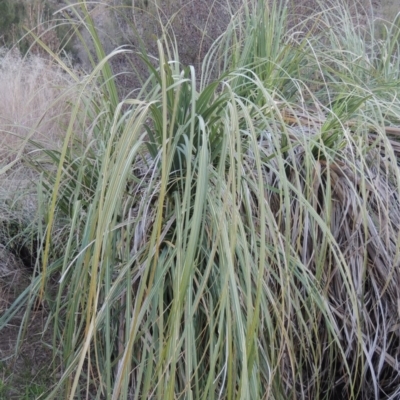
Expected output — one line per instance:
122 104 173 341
1 0 400 399
0 47 76 164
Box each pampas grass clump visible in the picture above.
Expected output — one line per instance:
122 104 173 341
1 1 400 399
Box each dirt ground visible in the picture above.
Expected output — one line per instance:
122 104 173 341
0 246 55 399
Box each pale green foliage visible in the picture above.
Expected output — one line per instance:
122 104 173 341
1 1 400 399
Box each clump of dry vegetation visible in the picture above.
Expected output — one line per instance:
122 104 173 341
0 48 75 162
1 0 400 399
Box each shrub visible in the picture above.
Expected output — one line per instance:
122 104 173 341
0 1 25 47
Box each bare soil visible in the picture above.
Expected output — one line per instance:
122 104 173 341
0 246 54 399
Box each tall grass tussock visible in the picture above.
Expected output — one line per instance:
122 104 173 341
1 0 400 398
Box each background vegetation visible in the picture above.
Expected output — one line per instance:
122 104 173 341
1 0 400 399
